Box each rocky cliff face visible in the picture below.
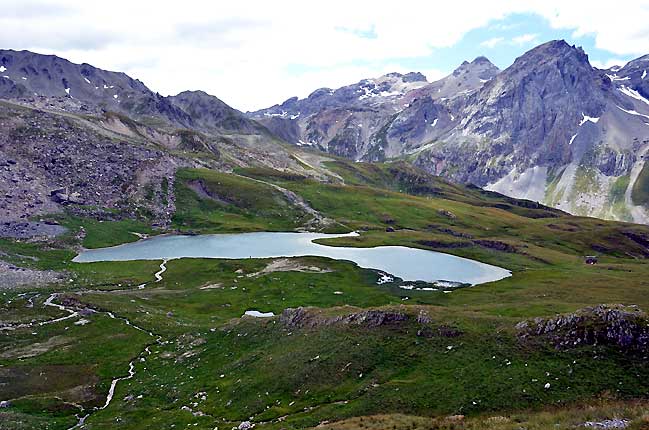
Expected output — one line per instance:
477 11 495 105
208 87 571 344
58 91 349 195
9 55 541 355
516 304 649 353
0 102 185 223
0 51 324 225
452 41 649 224
253 40 649 224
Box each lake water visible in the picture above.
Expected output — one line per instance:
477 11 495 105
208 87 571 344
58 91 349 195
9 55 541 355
73 232 511 285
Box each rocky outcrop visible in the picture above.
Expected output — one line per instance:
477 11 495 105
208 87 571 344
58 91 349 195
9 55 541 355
516 305 649 353
0 221 66 239
280 307 409 329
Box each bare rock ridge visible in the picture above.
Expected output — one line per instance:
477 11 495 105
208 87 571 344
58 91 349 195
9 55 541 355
279 307 410 329
0 49 270 135
0 49 192 127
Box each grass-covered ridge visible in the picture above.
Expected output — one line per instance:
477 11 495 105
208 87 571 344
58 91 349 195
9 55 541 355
172 168 311 233
1 161 649 429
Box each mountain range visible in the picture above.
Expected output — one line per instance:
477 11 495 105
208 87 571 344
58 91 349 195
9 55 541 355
1 41 649 224
251 40 649 224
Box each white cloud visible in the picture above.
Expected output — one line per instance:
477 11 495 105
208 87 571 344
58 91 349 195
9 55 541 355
511 33 539 45
590 58 629 70
2 0 649 110
421 69 447 83
480 37 505 48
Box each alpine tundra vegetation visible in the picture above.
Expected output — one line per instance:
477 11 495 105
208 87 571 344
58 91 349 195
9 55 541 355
2 4 649 430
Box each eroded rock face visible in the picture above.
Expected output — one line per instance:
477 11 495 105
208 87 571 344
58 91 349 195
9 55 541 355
0 103 183 224
516 305 649 353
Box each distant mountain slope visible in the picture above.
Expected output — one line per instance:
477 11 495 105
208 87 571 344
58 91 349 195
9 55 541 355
0 49 193 127
0 50 273 135
253 40 649 224
3 44 649 225
168 90 265 133
417 40 649 224
0 51 325 224
249 59 499 160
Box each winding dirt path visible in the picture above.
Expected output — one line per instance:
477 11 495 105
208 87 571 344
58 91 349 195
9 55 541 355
234 173 335 230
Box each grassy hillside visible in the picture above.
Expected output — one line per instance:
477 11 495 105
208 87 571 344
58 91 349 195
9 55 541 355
1 162 649 429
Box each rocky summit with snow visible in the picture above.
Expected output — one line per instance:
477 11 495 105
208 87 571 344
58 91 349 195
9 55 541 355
251 40 649 224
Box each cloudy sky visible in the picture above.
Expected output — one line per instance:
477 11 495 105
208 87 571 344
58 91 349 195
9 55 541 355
3 0 649 111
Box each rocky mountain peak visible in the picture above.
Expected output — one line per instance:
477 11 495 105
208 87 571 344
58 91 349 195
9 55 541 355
451 56 499 80
472 55 492 64
402 72 427 83
510 39 590 71
168 90 261 133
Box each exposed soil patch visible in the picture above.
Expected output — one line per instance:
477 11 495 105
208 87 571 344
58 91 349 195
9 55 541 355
0 221 67 239
186 179 231 205
246 258 333 278
0 335 71 359
0 261 65 289
0 364 99 403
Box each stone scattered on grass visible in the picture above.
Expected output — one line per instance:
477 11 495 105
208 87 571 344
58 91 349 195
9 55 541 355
582 418 629 429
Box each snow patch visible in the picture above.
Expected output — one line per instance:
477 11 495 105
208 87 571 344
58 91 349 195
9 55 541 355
617 105 649 120
83 77 91 84
0 66 6 73
376 272 394 285
113 94 119 99
264 110 288 118
606 74 630 81
431 118 438 127
643 70 647 79
64 88 70 95
243 310 274 318
619 85 649 106
579 113 600 126
569 133 578 145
